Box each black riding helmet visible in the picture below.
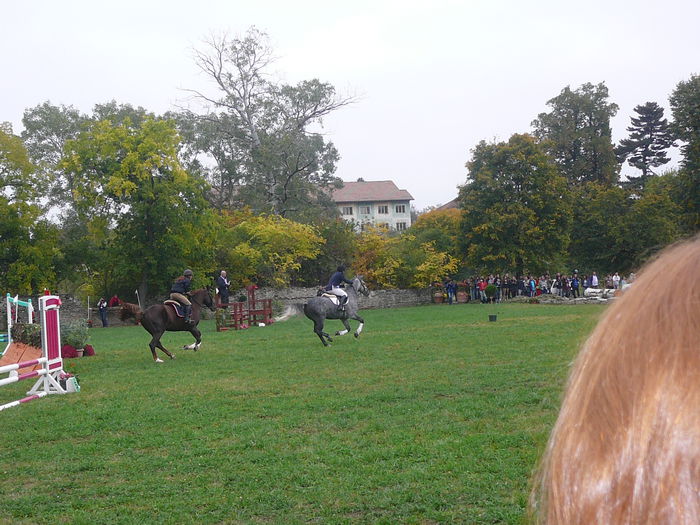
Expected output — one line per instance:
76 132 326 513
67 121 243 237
337 265 346 273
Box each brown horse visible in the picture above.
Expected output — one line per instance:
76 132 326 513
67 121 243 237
121 288 214 362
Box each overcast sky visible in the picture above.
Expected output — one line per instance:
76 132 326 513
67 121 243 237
2 0 698 210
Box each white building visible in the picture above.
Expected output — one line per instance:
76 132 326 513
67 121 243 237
332 180 414 232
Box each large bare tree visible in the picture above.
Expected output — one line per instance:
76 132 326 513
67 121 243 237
181 27 353 219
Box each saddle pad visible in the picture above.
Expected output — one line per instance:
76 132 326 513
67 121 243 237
163 300 184 317
321 293 339 305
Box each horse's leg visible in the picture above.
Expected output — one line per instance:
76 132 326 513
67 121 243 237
150 332 175 362
313 318 332 346
350 314 365 338
335 319 352 336
184 326 202 351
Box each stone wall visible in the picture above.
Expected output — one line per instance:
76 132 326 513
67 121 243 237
1 287 434 330
229 286 433 311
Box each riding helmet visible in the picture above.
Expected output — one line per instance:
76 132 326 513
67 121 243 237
184 269 193 277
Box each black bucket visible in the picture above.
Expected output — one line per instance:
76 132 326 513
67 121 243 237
488 314 497 322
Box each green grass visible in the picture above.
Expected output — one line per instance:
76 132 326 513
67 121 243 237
0 303 604 524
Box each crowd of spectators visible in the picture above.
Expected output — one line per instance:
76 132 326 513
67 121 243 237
437 271 635 303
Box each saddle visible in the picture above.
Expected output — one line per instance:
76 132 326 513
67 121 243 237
163 300 186 318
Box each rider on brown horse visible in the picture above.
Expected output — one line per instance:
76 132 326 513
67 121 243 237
170 269 195 324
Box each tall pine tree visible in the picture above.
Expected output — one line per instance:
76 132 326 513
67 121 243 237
616 102 675 189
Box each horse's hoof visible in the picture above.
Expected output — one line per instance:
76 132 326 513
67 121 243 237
354 333 359 338
170 354 176 359
155 358 164 363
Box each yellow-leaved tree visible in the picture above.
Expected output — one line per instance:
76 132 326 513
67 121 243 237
219 211 324 287
412 242 459 287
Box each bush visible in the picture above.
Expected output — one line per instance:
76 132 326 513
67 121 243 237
10 323 42 347
528 297 540 304
485 284 497 298
61 321 90 349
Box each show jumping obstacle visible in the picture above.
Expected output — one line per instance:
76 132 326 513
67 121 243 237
0 295 67 411
2 294 35 356
216 285 274 331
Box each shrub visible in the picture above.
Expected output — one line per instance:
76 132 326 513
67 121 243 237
485 284 497 298
61 321 90 349
10 323 42 347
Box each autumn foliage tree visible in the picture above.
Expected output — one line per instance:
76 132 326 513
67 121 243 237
217 210 324 287
459 134 572 276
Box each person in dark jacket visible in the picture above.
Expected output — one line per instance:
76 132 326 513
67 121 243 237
97 297 108 327
216 270 230 307
170 269 194 324
325 265 354 311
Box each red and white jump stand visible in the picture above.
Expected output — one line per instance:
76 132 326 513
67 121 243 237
0 295 67 411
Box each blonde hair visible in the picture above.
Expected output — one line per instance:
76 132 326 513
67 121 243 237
532 235 700 524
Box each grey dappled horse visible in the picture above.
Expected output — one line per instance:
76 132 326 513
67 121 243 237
303 276 370 346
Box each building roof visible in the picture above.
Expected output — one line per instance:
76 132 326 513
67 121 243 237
434 197 460 211
332 180 413 203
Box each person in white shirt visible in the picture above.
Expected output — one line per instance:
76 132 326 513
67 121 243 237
612 272 620 289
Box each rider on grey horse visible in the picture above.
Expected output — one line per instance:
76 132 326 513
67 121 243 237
325 265 353 311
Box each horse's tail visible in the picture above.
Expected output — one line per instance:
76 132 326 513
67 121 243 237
275 304 304 322
119 302 143 322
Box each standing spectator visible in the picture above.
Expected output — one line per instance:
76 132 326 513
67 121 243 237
216 270 230 307
529 276 537 297
478 278 488 303
97 297 108 327
472 276 480 303
571 274 580 298
108 295 121 307
590 272 599 288
446 279 457 305
612 272 621 289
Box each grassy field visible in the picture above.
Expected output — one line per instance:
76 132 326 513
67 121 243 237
0 302 605 524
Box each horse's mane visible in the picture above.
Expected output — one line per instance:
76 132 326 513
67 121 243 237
119 301 142 321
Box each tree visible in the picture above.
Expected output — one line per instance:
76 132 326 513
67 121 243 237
60 117 218 299
620 181 682 269
21 102 86 207
217 210 324 287
184 28 351 219
352 226 401 288
0 126 59 293
616 102 675 189
459 134 572 276
0 125 40 202
568 183 631 273
410 208 463 259
669 74 700 232
532 82 619 186
295 218 358 287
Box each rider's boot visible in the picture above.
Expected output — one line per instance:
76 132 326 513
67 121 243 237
183 304 193 324
337 296 346 312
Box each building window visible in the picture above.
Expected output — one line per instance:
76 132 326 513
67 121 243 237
342 206 353 216
360 205 370 215
377 205 388 214
395 204 406 214
396 222 407 231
